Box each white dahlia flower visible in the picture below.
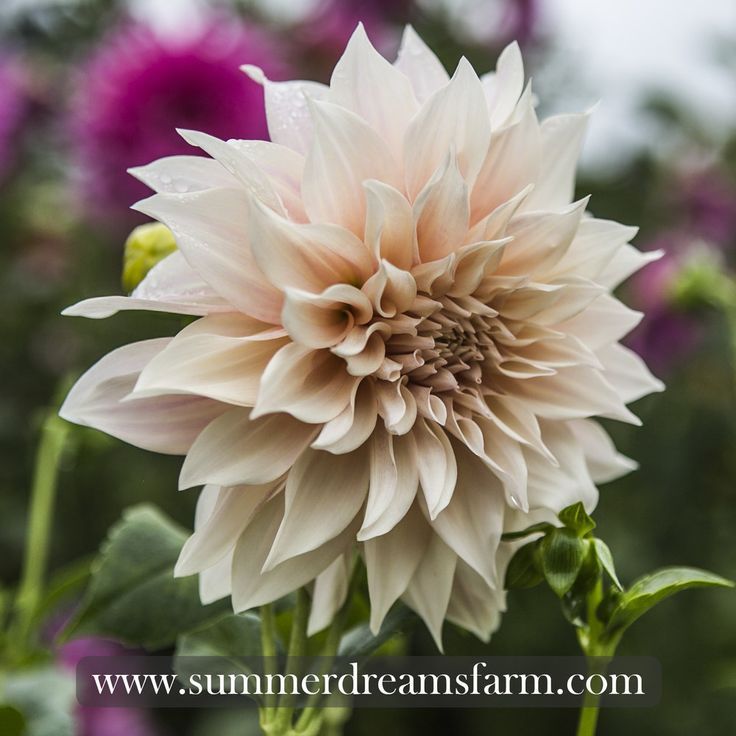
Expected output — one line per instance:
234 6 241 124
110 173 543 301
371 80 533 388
61 25 663 647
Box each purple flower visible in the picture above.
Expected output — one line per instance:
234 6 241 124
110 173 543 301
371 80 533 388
69 17 288 227
627 236 702 374
675 168 736 247
499 0 540 47
56 636 159 736
0 52 29 182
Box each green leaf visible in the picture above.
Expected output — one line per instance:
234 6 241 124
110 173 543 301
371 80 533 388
61 504 230 649
501 522 553 541
558 502 596 537
0 705 25 736
4 667 76 736
339 604 415 659
592 538 622 590
605 567 734 638
504 541 543 589
539 528 587 597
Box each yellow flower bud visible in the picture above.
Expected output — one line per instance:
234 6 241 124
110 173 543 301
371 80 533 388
122 223 177 293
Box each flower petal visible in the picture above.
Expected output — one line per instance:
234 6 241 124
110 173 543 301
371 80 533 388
394 25 449 103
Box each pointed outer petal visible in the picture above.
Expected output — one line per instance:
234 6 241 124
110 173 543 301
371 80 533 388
512 365 642 425
282 286 370 349
446 561 505 642
179 408 317 489
253 343 359 423
466 185 533 243
175 482 279 576
394 25 450 103
59 339 227 454
525 419 598 514
569 418 637 484
413 419 458 519
263 446 369 570
177 130 286 215
362 260 417 318
408 384 448 425
597 343 665 402
363 504 431 633
401 534 457 651
498 198 589 277
425 445 504 587
358 432 419 541
470 103 540 225
375 380 418 435
128 155 237 194
200 551 233 605
328 24 418 158
500 278 603 325
361 428 397 532
403 57 491 200
312 379 378 454
227 139 307 222
308 553 352 636
247 196 373 293
133 189 283 324
363 180 416 270
231 493 357 611
302 100 401 236
447 240 509 297
63 251 232 319
557 293 643 350
241 65 328 155
133 314 288 405
413 153 470 263
598 245 663 290
484 394 557 464
522 112 591 212
480 42 525 129
547 219 639 282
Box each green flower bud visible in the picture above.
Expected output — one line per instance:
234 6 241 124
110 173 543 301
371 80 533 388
122 222 177 293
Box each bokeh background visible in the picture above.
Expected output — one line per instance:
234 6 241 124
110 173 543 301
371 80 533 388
1 0 735 734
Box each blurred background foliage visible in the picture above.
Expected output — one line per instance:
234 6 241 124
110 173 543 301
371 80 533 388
0 0 734 734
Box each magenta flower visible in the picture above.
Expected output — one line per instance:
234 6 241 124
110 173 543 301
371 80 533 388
0 52 29 183
69 17 288 226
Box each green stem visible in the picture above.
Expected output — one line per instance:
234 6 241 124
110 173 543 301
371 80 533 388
260 603 279 723
271 589 310 734
294 571 358 734
9 413 70 661
576 686 601 736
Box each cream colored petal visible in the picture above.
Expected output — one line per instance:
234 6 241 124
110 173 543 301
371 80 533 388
302 100 401 236
404 57 491 199
568 418 637 484
179 408 316 489
413 419 457 519
401 534 457 651
241 65 328 155
133 189 283 324
308 553 352 636
199 552 232 605
446 560 505 643
311 380 378 454
598 245 663 289
361 260 417 318
448 240 509 297
465 184 532 243
329 24 418 159
231 494 357 611
282 288 361 349
375 380 418 435
175 481 279 576
263 446 369 569
361 428 397 533
414 153 470 263
480 42 525 129
597 343 664 402
59 339 227 455
254 343 359 423
394 25 449 103
247 196 373 293
134 314 288 405
363 180 416 270
358 432 418 540
557 294 642 350
363 504 431 633
128 155 237 194
522 112 591 212
470 102 540 225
